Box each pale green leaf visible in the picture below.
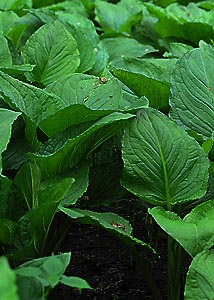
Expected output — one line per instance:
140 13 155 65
184 250 214 300
60 275 92 291
149 200 214 257
0 257 18 300
0 0 32 10
0 11 18 35
16 252 71 288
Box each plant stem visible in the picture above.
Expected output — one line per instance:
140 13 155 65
122 238 163 300
167 236 184 300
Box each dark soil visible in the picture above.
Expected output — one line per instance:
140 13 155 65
48 200 169 300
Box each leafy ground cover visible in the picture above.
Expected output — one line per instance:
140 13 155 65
1 0 214 299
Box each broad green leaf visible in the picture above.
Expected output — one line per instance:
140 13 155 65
202 137 213 156
0 256 18 300
16 276 44 300
0 108 21 174
0 176 27 222
164 42 193 58
13 178 74 259
170 42 214 139
119 92 149 112
84 77 122 111
184 250 214 300
149 200 214 257
66 24 96 73
60 207 155 253
0 0 32 10
0 218 17 244
29 112 133 177
198 1 214 10
0 65 35 76
145 3 214 45
16 252 71 288
6 13 42 52
57 13 97 73
7 23 28 50
32 0 63 8
95 1 141 34
102 38 156 61
22 21 80 86
45 73 99 106
0 176 12 218
45 73 122 111
112 58 176 109
39 104 109 137
121 108 209 207
0 71 64 127
61 160 91 206
14 161 41 209
60 275 92 291
87 135 126 205
2 117 33 170
89 41 109 76
0 35 12 68
56 11 96 42
27 8 57 24
0 11 18 35
47 0 88 16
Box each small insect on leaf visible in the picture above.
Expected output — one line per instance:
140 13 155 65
111 222 126 231
99 77 108 84
208 87 211 91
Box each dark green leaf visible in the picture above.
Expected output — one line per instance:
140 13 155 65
170 42 214 139
14 161 41 209
60 207 155 253
112 58 176 109
122 108 209 207
0 108 21 174
0 71 64 127
0 218 17 244
29 112 133 177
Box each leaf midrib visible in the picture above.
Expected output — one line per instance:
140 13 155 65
149 115 171 209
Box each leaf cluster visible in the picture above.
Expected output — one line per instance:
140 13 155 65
0 0 214 299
